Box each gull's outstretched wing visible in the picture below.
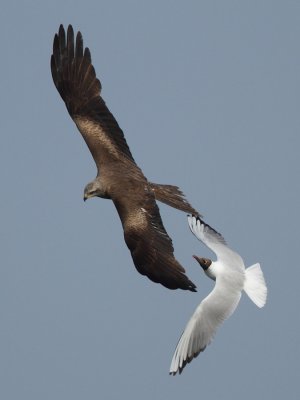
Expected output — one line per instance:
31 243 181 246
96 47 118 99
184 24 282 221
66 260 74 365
188 215 243 267
170 274 242 375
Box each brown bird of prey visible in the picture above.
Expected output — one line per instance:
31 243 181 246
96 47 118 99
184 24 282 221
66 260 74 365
51 25 200 291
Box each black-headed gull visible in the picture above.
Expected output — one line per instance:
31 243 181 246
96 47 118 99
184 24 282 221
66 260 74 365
169 215 267 375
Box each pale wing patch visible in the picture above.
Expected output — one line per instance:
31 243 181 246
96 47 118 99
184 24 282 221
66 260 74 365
125 208 149 230
74 117 120 159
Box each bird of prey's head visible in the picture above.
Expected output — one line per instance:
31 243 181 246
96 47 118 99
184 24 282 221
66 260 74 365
84 181 97 201
83 180 102 201
83 178 110 201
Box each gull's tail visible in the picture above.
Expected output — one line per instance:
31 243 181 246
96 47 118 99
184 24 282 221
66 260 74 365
244 263 267 308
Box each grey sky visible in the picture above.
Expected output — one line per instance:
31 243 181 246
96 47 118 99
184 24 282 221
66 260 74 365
0 1 299 399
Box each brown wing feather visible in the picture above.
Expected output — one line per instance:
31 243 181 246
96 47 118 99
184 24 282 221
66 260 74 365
113 185 197 291
51 24 135 170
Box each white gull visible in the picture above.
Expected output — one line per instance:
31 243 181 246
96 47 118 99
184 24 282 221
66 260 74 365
169 215 267 375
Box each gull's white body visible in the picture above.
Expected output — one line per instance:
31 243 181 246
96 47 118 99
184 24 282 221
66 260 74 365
169 216 267 375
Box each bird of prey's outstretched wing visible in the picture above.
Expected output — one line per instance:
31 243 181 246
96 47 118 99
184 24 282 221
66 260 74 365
51 24 136 171
117 187 196 291
51 25 198 291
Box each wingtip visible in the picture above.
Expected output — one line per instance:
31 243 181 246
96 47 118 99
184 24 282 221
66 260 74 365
186 277 197 292
67 24 74 34
188 214 225 242
170 347 205 376
187 214 203 225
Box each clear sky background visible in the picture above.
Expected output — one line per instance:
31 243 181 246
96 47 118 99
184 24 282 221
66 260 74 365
0 1 299 399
